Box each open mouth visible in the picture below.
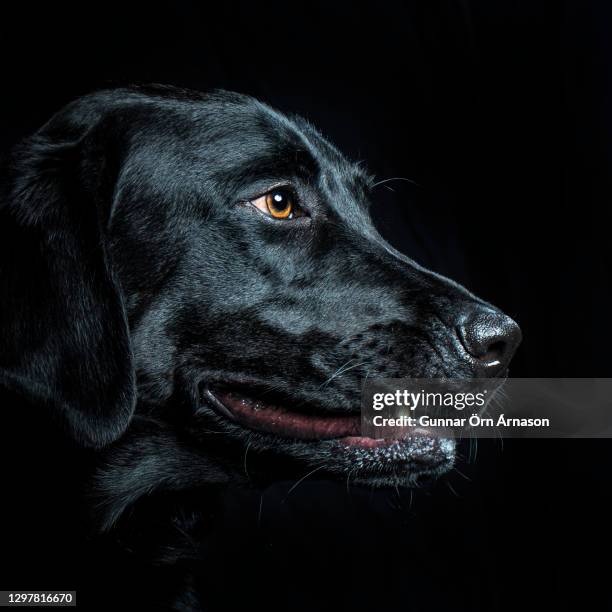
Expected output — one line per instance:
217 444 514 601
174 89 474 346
203 388 452 457
201 387 456 479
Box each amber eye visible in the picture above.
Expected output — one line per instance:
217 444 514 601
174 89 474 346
250 188 301 220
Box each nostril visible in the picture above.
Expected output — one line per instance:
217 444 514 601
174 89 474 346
479 339 505 361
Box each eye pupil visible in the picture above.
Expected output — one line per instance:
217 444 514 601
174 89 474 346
270 192 286 210
265 190 295 218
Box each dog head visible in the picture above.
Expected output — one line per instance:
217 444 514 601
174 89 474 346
0 86 521 493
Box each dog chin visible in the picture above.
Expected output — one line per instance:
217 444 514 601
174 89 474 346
313 436 456 486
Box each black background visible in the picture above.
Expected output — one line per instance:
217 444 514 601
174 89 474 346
2 1 611 610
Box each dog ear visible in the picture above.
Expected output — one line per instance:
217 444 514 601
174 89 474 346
0 91 145 448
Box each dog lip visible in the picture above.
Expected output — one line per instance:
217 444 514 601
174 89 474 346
204 387 362 440
203 389 237 422
203 387 455 470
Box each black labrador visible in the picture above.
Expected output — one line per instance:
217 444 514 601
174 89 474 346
0 85 520 605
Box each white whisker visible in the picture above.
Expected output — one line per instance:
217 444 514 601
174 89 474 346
372 176 420 188
283 465 325 499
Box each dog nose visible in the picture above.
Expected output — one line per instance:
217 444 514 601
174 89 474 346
458 308 522 374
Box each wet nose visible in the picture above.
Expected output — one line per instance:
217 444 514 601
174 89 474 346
458 307 522 375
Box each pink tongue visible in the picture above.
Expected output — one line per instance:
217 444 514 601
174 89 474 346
218 393 362 440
